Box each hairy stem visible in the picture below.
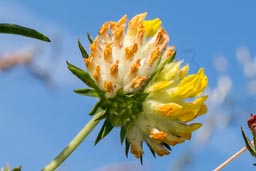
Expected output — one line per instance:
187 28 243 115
41 110 104 171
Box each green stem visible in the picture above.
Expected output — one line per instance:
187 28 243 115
41 110 104 171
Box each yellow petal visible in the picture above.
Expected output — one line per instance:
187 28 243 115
179 64 189 79
165 133 185 146
147 81 172 92
169 121 202 139
142 18 162 37
158 61 182 81
198 104 208 115
174 68 208 98
157 102 183 117
177 95 208 122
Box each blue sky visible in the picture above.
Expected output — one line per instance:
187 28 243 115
1 0 256 171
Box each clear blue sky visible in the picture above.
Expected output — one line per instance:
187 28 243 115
1 0 256 171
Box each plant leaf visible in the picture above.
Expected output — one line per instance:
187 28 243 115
125 138 130 158
74 88 99 97
140 155 143 165
87 32 93 44
241 127 256 157
0 23 50 42
120 127 126 145
95 120 113 145
11 166 22 171
253 129 256 152
146 143 156 158
78 38 89 58
162 142 171 151
67 61 99 90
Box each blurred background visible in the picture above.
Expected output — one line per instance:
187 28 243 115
1 0 256 170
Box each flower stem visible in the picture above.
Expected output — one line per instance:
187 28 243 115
41 110 104 171
213 146 247 171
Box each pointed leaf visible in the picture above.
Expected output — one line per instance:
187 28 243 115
120 127 126 145
78 38 89 58
95 120 113 145
253 129 256 152
162 142 171 151
67 61 99 90
146 143 156 158
140 155 143 165
74 88 99 97
0 23 50 42
11 166 22 171
87 32 93 44
125 138 130 158
136 93 149 102
241 127 256 157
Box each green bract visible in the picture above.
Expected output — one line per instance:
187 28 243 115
0 24 50 42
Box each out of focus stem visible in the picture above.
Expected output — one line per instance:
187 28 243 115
213 146 247 171
213 140 254 171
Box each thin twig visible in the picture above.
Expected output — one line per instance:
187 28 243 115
214 140 254 171
213 146 247 171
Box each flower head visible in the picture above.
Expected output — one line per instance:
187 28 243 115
68 13 208 160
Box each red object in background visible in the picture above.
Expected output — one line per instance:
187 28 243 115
247 113 256 132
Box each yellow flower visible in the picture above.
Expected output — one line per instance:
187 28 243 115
129 63 208 157
68 13 208 160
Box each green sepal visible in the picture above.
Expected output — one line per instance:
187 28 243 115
146 143 156 158
253 129 256 151
78 38 89 58
140 155 143 165
90 100 106 116
125 138 130 158
11 166 22 171
0 23 50 42
95 119 113 145
74 88 99 98
105 90 148 127
67 61 99 90
241 127 256 157
120 127 126 145
87 32 93 44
